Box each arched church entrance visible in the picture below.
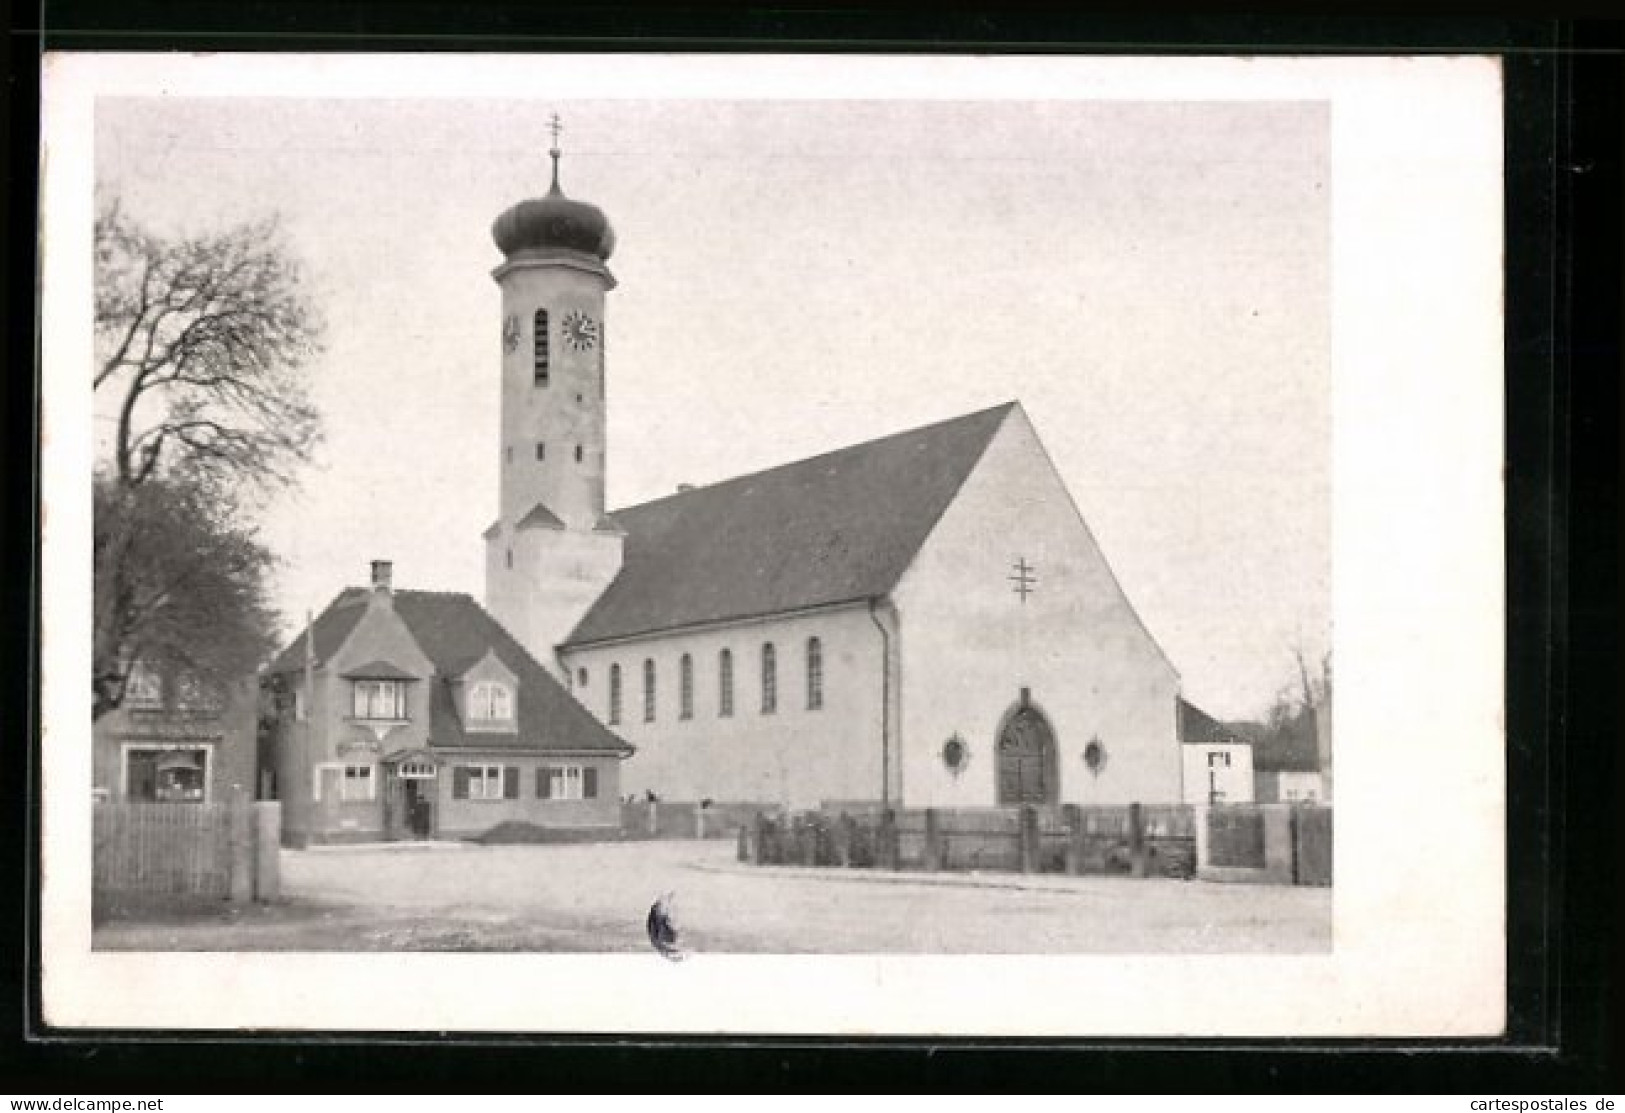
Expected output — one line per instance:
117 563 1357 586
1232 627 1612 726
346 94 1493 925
996 699 1058 806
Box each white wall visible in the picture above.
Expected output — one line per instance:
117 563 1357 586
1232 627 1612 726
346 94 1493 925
487 521 622 677
560 604 885 808
1275 771 1325 803
1181 743 1255 805
891 405 1183 808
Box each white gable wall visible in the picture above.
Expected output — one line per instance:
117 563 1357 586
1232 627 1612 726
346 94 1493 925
891 406 1182 808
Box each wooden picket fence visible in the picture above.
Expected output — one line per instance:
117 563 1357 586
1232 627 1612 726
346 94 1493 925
93 799 234 898
741 803 1198 880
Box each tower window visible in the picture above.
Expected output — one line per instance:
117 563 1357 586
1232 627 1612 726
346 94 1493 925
504 446 513 464
536 442 545 461
577 667 588 687
679 654 694 720
761 643 777 714
806 637 824 710
574 445 584 463
718 649 734 717
608 664 622 725
505 548 513 569
643 659 656 722
533 309 550 385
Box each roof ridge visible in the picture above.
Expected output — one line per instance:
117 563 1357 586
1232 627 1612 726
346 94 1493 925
610 401 1019 516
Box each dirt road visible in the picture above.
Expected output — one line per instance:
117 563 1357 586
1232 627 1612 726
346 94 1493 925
94 838 1330 953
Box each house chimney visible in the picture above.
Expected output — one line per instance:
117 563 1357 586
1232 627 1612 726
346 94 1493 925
370 560 393 593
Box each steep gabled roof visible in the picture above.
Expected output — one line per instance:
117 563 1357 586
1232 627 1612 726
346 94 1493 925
517 501 566 531
267 588 371 674
562 402 1016 647
1178 697 1240 746
266 589 629 755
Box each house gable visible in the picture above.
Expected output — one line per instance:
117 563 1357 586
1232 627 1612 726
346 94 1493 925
326 595 436 696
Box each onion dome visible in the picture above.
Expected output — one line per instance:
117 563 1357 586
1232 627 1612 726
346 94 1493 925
492 144 615 262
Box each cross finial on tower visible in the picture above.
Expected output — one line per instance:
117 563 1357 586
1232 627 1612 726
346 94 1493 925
547 112 564 194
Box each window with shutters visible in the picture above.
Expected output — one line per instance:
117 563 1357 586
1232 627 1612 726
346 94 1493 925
761 643 777 714
806 637 823 710
718 649 734 717
456 764 509 801
679 654 694 720
537 764 598 801
608 664 622 724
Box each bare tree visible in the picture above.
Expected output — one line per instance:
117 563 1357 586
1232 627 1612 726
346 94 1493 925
95 200 325 494
92 198 321 717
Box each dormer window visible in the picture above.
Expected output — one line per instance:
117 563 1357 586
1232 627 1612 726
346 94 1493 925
124 664 163 710
469 680 514 724
352 680 407 721
174 673 223 711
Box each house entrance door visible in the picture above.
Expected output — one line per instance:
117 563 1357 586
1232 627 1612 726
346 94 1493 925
996 705 1057 806
404 779 434 838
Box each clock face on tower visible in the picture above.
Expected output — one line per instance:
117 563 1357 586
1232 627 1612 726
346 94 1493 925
562 310 600 351
501 313 520 353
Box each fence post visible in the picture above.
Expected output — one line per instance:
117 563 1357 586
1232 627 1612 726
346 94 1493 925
751 812 769 865
834 812 854 867
797 816 816 866
879 808 899 871
1062 804 1084 876
227 786 253 903
1128 802 1147 878
923 808 943 873
695 802 706 841
1019 805 1039 874
648 800 659 837
1289 805 1301 884
737 822 750 862
253 801 281 901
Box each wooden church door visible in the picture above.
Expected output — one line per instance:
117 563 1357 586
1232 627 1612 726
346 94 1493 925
997 705 1057 806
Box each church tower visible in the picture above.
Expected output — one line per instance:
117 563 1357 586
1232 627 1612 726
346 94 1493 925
484 120 624 675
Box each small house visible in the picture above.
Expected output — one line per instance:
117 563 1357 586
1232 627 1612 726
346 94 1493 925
261 561 632 846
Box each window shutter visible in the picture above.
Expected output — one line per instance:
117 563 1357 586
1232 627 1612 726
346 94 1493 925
453 766 469 799
537 767 551 799
583 766 598 799
503 766 520 799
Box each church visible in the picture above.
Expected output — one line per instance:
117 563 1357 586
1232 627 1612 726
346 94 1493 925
479 134 1185 814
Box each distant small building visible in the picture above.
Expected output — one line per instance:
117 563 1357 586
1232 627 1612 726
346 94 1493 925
92 665 258 805
261 561 632 846
1246 710 1326 803
1178 697 1254 806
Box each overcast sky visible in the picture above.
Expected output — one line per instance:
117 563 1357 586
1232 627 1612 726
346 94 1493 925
95 95 1329 720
